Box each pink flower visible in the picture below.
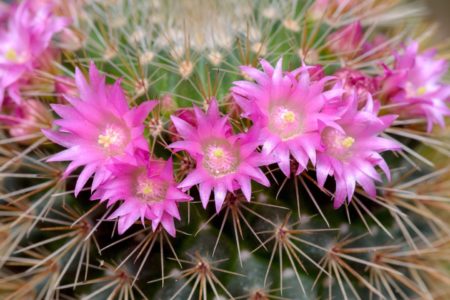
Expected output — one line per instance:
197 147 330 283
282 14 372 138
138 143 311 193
167 108 197 142
307 65 325 81
232 59 342 177
0 98 53 141
363 34 392 60
169 100 270 212
317 93 400 208
327 22 364 57
43 63 157 196
54 76 78 103
0 0 69 104
380 42 450 132
327 22 392 61
92 157 191 236
335 68 377 94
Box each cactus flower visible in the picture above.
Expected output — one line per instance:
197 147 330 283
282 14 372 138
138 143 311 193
0 0 69 104
43 63 157 196
327 22 365 57
169 100 271 212
380 42 450 131
317 93 400 208
92 157 191 236
232 59 342 177
0 98 53 140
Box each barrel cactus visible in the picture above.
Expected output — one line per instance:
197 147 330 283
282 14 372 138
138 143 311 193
1 0 450 299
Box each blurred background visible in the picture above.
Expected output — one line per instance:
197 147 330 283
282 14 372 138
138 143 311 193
426 0 450 35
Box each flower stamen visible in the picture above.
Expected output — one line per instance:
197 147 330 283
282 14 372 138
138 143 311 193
140 182 154 195
202 141 239 177
5 48 18 62
212 147 225 158
281 110 296 123
137 177 168 204
98 128 121 148
322 127 355 160
269 106 303 141
341 136 355 148
417 86 427 96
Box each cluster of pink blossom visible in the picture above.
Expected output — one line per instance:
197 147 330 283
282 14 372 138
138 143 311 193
0 0 69 104
2 3 448 236
379 42 450 132
44 44 450 235
327 22 450 132
43 63 191 236
0 0 70 139
232 59 400 209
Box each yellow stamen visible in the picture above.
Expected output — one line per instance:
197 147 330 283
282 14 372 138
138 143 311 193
281 111 296 123
417 86 427 96
212 148 224 158
5 49 18 62
98 130 119 148
341 137 355 148
141 183 153 195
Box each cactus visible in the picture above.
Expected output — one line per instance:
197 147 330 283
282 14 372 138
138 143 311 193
1 0 450 299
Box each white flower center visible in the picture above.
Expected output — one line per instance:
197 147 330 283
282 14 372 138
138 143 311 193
268 106 303 141
202 140 239 177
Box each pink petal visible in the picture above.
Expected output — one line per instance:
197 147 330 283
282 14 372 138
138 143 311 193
42 129 75 148
74 67 91 101
237 176 252 201
178 168 206 189
333 179 347 208
355 171 376 198
344 172 356 201
170 116 196 139
47 146 81 162
253 169 270 187
117 213 138 235
167 186 192 202
164 200 180 220
50 104 82 120
262 135 280 155
168 141 201 154
198 182 212 208
126 100 157 126
108 81 129 113
276 147 291 177
91 168 111 191
316 156 331 187
161 213 176 237
74 164 96 196
214 184 227 212
260 59 274 76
